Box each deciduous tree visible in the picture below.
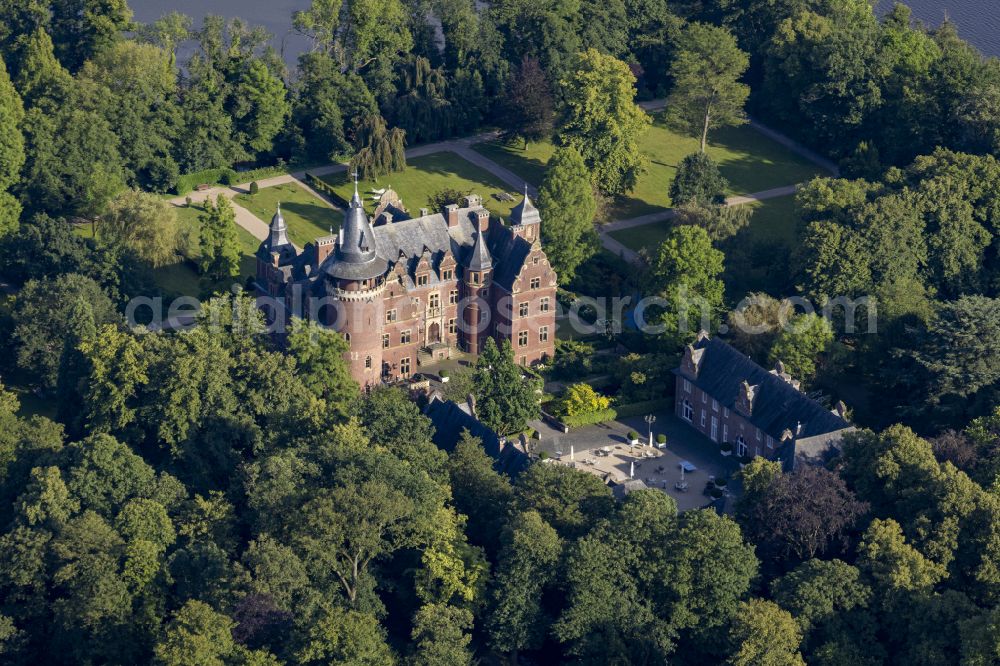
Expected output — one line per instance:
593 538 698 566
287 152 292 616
557 49 650 196
667 22 749 153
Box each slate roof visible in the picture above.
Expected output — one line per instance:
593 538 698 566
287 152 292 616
487 230 532 291
424 396 531 477
467 231 493 271
510 190 541 226
257 205 296 264
677 336 850 441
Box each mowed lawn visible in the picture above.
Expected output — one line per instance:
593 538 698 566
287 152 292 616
151 202 262 298
472 119 823 220
471 140 556 188
321 152 522 220
235 182 340 248
609 195 800 255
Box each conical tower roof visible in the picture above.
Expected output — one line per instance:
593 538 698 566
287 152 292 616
467 230 493 271
324 174 388 280
269 203 290 248
510 185 540 226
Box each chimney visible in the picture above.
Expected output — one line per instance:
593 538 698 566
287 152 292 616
475 208 490 233
316 235 336 266
383 212 393 225
464 194 482 208
419 207 429 218
445 204 459 227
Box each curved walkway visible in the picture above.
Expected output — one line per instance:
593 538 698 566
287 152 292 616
171 111 832 260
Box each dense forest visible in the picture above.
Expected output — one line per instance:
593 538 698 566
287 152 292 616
0 0 1000 663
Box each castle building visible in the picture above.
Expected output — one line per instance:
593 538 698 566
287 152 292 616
256 180 557 385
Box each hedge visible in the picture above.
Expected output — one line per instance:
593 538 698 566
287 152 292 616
306 173 351 208
614 398 673 418
561 407 618 429
174 168 237 195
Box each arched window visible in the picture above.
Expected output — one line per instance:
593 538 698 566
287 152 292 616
344 332 351 343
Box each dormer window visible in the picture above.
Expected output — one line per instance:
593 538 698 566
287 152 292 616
472 273 480 284
417 274 428 286
442 269 453 280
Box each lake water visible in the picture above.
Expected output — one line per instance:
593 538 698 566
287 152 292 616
129 0 1000 63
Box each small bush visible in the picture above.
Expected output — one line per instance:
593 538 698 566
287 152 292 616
720 442 733 453
656 433 667 444
185 196 192 207
438 368 449 378
249 181 259 195
538 451 550 460
739 455 753 465
627 430 639 441
710 487 724 499
715 477 728 487
218 169 237 186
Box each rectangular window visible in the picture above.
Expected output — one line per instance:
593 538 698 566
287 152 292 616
400 357 411 377
442 269 453 280
766 435 774 449
400 330 412 344
518 331 529 347
448 318 456 334
540 297 550 312
429 293 440 308
472 273 480 284
700 410 706 427
701 392 707 404
723 407 729 418
382 334 390 349
386 309 397 323
756 429 762 442
683 379 691 393
417 274 428 286
449 289 458 304
530 277 541 289
723 424 729 443
712 399 719 412
519 302 529 317
682 400 693 422
539 326 549 342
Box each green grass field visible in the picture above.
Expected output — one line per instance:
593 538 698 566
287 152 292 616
234 182 340 248
152 202 262 297
473 119 823 220
471 140 556 188
322 152 522 220
608 195 799 256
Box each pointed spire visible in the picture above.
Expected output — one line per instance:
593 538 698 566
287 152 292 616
511 186 540 226
467 230 493 272
268 203 289 248
351 168 362 208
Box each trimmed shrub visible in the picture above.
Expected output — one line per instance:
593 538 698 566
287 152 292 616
715 477 728 487
710 487 724 499
538 451 550 460
720 442 733 453
249 181 259 195
656 433 667 444
627 430 639 441
438 368 449 378
561 408 618 429
218 168 237 186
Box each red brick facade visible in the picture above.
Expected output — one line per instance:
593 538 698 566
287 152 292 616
256 191 557 386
